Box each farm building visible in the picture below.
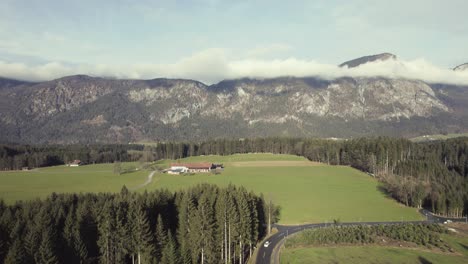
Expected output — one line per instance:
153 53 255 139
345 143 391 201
68 160 82 167
167 163 223 174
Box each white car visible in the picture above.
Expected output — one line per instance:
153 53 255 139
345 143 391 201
264 241 270 247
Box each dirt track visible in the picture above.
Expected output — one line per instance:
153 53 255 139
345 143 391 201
131 170 156 190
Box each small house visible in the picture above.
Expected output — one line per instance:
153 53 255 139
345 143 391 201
69 160 82 167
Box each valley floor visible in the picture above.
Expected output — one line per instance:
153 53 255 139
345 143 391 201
0 153 422 224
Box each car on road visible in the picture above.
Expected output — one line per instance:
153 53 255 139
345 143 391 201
264 241 270 247
444 220 453 224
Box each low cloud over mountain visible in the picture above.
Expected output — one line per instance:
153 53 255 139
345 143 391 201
1 50 468 85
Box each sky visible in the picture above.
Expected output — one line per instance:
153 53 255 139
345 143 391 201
0 0 468 84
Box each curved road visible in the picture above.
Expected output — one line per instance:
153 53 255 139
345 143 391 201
256 209 467 264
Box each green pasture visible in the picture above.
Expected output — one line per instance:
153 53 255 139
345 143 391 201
154 153 307 166
280 233 468 264
0 162 148 204
0 153 422 224
147 157 422 224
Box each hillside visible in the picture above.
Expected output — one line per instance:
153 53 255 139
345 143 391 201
1 63 468 143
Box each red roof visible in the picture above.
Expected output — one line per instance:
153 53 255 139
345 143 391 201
170 163 213 169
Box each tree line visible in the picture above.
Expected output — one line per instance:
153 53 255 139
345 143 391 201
1 137 467 217
0 184 278 264
0 144 144 170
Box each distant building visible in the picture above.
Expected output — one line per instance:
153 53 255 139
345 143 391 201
21 167 30 171
69 160 82 167
168 162 220 174
167 168 186 175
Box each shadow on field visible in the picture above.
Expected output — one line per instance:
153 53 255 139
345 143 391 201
459 242 468 250
418 256 433 264
376 185 394 200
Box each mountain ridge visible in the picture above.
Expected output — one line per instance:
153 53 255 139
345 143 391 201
0 73 467 144
1 53 468 144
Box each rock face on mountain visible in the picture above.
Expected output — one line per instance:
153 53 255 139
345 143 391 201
339 53 397 68
1 72 467 144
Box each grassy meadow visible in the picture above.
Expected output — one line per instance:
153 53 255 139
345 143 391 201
147 153 421 224
280 233 468 264
0 153 422 224
0 162 148 204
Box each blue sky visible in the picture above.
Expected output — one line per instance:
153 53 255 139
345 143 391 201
1 0 468 83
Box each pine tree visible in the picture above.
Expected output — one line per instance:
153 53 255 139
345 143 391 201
4 239 26 264
237 188 252 264
129 202 153 264
114 200 130 263
38 229 59 264
97 202 116 264
177 192 195 264
226 185 240 264
193 192 216 264
23 223 41 263
0 239 4 262
215 189 228 264
63 205 88 263
161 232 179 264
155 214 167 262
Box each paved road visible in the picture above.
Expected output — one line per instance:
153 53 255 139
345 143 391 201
420 208 468 224
256 210 467 264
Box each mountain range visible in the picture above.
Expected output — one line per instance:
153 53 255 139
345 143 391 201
0 53 467 144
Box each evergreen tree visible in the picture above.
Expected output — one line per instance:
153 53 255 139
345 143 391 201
97 202 117 264
177 192 196 264
38 229 59 264
161 232 179 264
191 192 216 264
4 239 26 264
129 202 153 264
155 214 168 262
24 222 42 263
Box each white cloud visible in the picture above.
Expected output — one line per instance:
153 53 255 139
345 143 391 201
1 49 468 86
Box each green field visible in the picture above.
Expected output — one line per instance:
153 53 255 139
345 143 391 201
280 233 468 264
155 153 308 165
0 162 148 204
146 154 421 224
0 153 422 224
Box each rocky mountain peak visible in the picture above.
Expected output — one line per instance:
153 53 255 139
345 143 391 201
339 53 397 68
453 63 468 71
